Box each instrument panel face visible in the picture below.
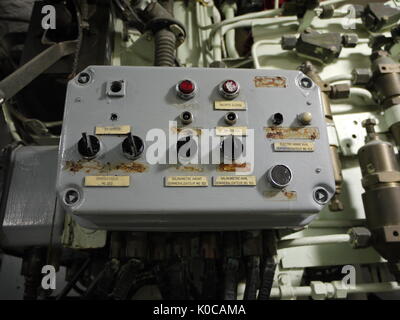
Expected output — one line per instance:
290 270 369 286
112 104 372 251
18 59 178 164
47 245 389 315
57 66 335 231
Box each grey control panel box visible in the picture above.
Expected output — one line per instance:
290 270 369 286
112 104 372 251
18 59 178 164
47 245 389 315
57 66 335 231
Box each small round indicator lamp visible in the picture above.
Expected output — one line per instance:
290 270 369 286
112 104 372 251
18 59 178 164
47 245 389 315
177 79 197 100
219 80 240 99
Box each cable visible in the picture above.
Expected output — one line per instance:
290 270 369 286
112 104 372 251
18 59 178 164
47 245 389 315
200 8 283 31
258 257 276 300
56 258 91 300
243 256 260 300
222 4 239 59
1 103 23 143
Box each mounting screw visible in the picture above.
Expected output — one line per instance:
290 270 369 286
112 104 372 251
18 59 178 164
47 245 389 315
110 113 118 121
64 189 80 206
313 187 330 205
299 77 313 89
77 72 91 84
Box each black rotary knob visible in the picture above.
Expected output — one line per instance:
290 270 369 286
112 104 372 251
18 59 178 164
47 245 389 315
272 113 284 125
122 134 144 160
221 135 244 161
78 133 100 158
177 135 198 159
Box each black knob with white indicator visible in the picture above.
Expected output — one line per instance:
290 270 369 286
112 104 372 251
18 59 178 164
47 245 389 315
221 135 244 161
267 165 292 188
78 133 100 159
272 113 284 125
122 133 144 160
177 135 198 159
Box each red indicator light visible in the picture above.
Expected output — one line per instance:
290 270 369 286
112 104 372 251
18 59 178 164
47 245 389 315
178 80 195 94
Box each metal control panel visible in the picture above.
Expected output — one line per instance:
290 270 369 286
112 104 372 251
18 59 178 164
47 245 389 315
56 66 335 231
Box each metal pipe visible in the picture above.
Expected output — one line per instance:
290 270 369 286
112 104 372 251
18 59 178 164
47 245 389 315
211 3 223 61
222 3 239 59
278 234 351 249
270 281 400 299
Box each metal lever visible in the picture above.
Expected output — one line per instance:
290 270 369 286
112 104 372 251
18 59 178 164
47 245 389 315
0 40 78 105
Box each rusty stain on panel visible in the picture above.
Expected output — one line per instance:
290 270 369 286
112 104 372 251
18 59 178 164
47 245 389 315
64 160 148 174
254 76 287 88
265 127 320 140
171 127 203 136
173 165 205 172
218 163 251 172
264 190 297 201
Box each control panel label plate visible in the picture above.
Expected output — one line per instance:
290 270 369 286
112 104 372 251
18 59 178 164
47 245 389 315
274 142 315 152
265 127 320 140
95 125 131 135
254 76 287 88
216 126 248 136
214 101 247 110
165 176 208 187
84 176 130 187
213 176 257 186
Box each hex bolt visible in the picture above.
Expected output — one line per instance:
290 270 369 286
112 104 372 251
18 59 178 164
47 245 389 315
362 118 377 133
281 35 297 50
362 118 378 141
352 68 372 85
77 72 91 84
348 227 372 249
329 83 350 100
342 33 358 48
319 5 335 19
